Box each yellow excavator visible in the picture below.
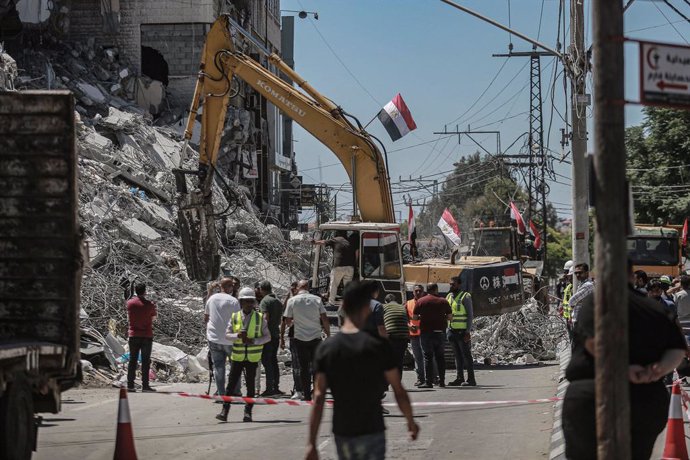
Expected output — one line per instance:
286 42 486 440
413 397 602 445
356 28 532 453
176 15 524 315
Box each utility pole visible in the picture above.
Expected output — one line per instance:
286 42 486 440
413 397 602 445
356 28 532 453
592 0 629 457
570 0 590 290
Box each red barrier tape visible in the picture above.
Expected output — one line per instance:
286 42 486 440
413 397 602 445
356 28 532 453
150 391 561 408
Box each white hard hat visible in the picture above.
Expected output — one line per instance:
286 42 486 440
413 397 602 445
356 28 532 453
564 260 574 271
237 287 256 300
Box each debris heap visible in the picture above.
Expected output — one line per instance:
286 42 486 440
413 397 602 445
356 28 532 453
472 299 567 363
3 36 309 385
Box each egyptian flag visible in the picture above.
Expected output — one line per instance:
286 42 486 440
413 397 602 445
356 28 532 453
529 219 542 250
683 217 688 247
509 202 526 235
438 208 462 246
408 202 417 245
378 93 417 141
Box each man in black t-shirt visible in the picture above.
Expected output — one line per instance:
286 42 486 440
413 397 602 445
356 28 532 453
306 282 419 460
562 262 686 460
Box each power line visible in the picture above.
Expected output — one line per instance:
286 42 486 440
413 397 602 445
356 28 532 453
653 0 690 44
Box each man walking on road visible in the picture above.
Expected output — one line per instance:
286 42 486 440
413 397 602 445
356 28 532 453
406 285 426 386
216 287 270 423
446 276 476 386
284 280 330 401
257 280 285 397
383 294 410 379
205 277 241 397
126 283 157 392
306 282 419 460
413 283 452 388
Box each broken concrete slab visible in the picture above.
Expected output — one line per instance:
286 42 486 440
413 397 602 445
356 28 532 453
136 199 174 230
119 218 162 245
135 77 165 114
0 52 17 90
77 81 107 104
99 106 143 132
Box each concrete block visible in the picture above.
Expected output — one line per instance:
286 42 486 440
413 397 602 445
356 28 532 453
119 218 162 245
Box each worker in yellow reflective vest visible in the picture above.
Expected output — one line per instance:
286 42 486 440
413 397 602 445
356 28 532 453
216 287 270 423
562 266 574 341
446 275 476 386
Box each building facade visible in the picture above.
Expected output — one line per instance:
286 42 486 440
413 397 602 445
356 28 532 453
66 0 300 227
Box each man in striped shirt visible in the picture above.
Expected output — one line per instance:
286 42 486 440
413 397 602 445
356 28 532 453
383 294 410 380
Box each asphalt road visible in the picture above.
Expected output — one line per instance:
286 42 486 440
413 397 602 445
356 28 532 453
35 363 559 459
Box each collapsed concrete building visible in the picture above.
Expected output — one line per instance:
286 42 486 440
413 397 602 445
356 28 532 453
6 0 304 228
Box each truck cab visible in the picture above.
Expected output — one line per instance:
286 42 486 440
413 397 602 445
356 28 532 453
311 222 405 308
628 225 683 278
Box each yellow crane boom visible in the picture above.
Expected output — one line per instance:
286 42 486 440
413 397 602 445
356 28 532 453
176 15 394 281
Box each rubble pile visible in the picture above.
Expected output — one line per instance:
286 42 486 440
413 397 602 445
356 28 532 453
11 34 170 118
0 35 310 384
472 299 567 363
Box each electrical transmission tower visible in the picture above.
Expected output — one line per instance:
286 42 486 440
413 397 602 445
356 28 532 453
493 48 554 265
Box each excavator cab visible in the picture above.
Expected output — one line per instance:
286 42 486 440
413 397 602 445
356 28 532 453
311 222 405 307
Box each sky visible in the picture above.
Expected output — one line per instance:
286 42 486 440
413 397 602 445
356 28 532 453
279 0 690 224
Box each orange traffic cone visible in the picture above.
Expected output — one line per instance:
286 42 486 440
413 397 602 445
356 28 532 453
114 387 138 460
662 382 689 460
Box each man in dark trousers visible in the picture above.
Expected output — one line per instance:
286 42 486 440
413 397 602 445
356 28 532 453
284 280 331 401
216 287 270 423
383 293 410 378
306 282 419 460
257 280 285 397
562 261 686 459
126 283 157 392
446 276 476 386
413 283 452 388
314 230 356 305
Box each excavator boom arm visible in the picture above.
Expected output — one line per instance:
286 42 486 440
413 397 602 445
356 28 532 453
188 16 395 223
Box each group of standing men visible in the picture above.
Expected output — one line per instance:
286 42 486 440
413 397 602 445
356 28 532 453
204 276 331 422
403 277 477 388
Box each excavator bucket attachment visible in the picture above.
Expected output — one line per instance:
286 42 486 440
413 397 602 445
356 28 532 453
177 188 220 282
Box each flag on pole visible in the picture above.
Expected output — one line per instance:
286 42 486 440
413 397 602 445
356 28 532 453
529 219 542 250
377 93 417 142
408 202 417 245
437 208 462 246
509 202 526 235
683 217 688 247
408 202 418 258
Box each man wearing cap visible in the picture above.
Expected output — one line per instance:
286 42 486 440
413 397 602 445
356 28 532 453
659 275 675 304
216 287 270 423
406 285 426 387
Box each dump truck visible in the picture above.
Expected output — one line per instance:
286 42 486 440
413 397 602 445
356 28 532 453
628 224 685 278
0 91 82 459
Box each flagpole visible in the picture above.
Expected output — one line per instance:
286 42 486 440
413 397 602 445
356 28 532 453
363 110 381 130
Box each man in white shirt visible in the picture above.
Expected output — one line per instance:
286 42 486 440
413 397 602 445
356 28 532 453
568 263 595 324
284 279 330 400
204 277 241 396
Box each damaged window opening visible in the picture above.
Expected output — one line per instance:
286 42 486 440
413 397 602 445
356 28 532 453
141 46 169 86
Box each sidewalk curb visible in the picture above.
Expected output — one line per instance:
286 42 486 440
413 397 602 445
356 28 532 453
549 342 570 460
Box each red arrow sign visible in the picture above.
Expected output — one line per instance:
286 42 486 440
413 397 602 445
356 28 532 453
657 80 689 91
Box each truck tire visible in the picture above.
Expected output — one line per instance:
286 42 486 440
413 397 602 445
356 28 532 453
0 375 34 460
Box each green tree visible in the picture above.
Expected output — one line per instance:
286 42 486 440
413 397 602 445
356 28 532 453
626 107 690 224
545 227 572 277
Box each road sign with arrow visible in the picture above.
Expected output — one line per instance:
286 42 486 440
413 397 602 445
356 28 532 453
640 40 690 108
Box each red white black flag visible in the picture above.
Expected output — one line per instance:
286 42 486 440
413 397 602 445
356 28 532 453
378 93 417 141
529 219 542 250
509 202 526 235
437 208 462 246
408 202 417 245
683 217 688 247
